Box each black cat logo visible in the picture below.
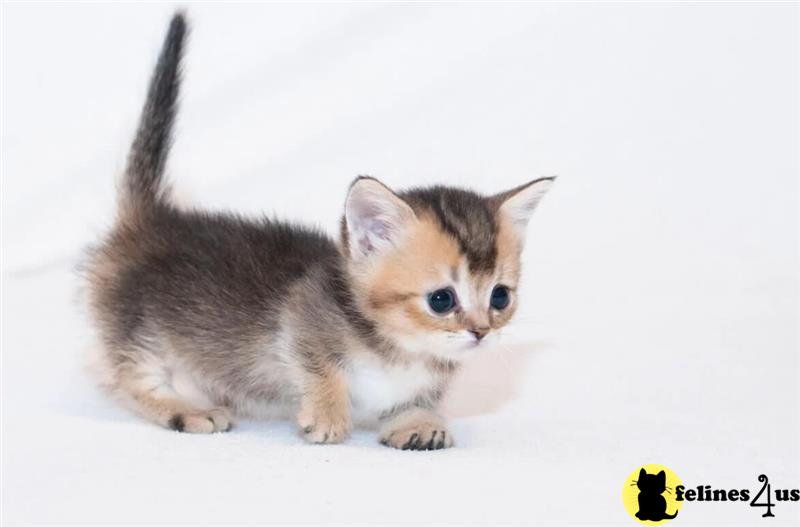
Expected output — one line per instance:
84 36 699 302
634 468 679 522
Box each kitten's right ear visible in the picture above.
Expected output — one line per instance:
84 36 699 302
344 177 416 260
492 176 555 239
639 468 647 479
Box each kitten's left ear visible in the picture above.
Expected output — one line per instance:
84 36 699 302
493 176 555 237
344 176 417 261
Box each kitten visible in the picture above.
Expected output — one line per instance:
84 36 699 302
84 13 554 450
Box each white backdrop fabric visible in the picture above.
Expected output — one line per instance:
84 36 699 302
2 3 798 525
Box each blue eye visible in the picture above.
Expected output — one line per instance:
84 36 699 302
490 286 510 310
428 288 456 314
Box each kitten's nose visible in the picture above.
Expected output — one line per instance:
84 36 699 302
468 328 490 342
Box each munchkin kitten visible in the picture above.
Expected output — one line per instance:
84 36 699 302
84 13 554 450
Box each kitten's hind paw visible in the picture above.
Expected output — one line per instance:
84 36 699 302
167 408 233 434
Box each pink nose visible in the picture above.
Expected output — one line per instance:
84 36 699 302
469 328 489 341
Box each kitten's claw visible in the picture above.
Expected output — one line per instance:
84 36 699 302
167 408 233 434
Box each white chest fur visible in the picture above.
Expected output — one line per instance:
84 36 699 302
346 354 435 422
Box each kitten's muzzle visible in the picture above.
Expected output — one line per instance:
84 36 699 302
468 327 490 342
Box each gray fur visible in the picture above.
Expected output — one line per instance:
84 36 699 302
401 186 499 272
124 13 186 210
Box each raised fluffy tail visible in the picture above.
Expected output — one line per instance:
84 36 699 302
122 13 187 213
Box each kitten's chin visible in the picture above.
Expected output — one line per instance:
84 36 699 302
391 331 489 361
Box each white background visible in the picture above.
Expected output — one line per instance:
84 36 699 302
2 2 798 525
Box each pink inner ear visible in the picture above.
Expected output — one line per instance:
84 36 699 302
366 218 389 239
356 217 391 256
358 236 375 255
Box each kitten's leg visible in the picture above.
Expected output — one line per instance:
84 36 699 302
114 361 233 434
296 366 351 444
379 407 454 450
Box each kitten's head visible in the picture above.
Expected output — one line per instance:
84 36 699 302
637 469 667 494
341 176 554 360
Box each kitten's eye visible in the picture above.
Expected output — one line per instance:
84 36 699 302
428 288 456 314
490 285 510 310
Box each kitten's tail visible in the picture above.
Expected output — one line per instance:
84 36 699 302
120 12 187 218
664 511 678 519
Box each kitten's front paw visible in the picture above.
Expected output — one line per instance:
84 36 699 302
380 424 453 450
167 408 233 434
297 403 350 444
379 410 454 450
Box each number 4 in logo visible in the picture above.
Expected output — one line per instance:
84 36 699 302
751 474 775 518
